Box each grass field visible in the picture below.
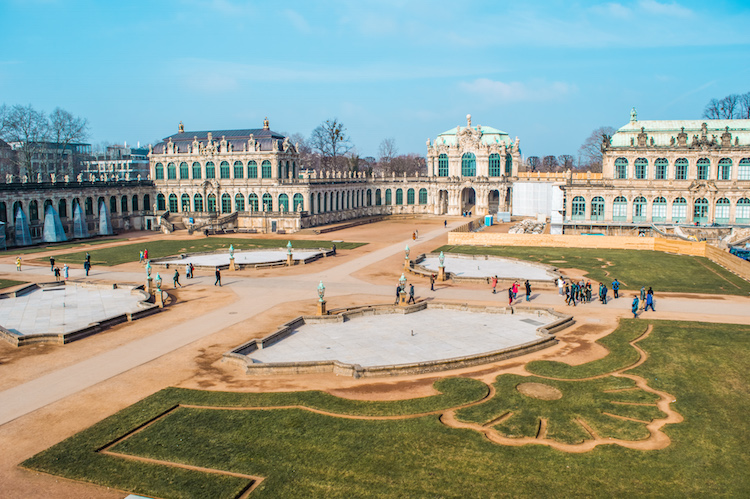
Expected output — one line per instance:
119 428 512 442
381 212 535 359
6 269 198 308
0 278 24 289
435 245 750 295
23 320 750 497
51 238 367 266
4 237 125 255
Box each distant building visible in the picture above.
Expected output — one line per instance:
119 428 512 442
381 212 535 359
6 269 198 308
5 140 92 178
82 144 150 180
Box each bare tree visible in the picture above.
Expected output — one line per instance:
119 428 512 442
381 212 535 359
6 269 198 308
289 132 319 170
526 156 540 172
378 138 397 163
578 126 616 172
0 104 8 138
384 153 426 176
703 93 741 119
558 154 576 170
309 118 352 170
542 155 559 172
737 92 750 119
3 104 49 177
49 107 89 175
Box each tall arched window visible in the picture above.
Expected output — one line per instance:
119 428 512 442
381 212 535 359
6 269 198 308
156 193 166 211
235 193 245 212
366 189 372 206
675 158 688 180
505 154 513 176
247 160 257 178
407 188 415 205
248 193 259 211
438 154 449 177
396 188 403 205
193 193 203 212
614 158 628 179
85 197 94 215
167 162 176 180
131 195 139 211
0 201 6 224
220 161 230 179
181 194 190 211
375 189 382 206
461 152 476 176
591 196 605 221
419 188 428 205
655 158 668 180
168 193 178 212
736 198 750 223
571 196 585 220
205 162 215 179
261 160 272 178
293 193 304 211
488 153 502 176
672 197 687 222
220 193 231 213
29 200 39 221
155 163 164 180
739 158 750 180
632 196 646 222
653 197 667 222
697 158 709 180
718 158 732 180
715 198 730 224
262 193 273 211
613 196 627 221
385 189 392 205
233 161 243 178
206 193 216 212
192 162 201 179
59 199 68 218
634 158 648 179
144 194 151 211
278 194 289 212
693 198 708 223
179 162 189 179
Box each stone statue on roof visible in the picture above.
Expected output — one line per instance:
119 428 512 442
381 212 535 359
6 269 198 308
630 107 637 122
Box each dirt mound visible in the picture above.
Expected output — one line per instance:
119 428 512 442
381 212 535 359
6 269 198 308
517 382 562 400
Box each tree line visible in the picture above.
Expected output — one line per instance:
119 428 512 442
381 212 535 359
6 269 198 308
702 92 750 119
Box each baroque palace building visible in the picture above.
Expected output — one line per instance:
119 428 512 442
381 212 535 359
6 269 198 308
562 109 750 233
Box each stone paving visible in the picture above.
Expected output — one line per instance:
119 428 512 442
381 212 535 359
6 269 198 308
0 284 145 336
162 249 323 266
420 255 554 280
250 309 546 367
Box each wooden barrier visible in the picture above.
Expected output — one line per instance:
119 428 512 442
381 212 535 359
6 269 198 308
705 244 750 281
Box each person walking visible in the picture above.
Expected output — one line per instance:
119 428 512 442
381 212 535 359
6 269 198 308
15 257 21 271
395 284 401 305
585 281 592 303
408 284 416 304
430 274 435 291
50 256 55 272
444 220 447 228
144 249 149 260
54 266 61 282
185 263 191 279
63 264 69 281
214 267 221 286
83 259 91 276
85 252 91 263
173 269 182 288
508 286 514 306
512 281 519 300
632 295 640 318
412 231 416 240
644 287 655 311
612 279 620 299
557 277 565 296
525 280 531 301
139 250 144 263
601 283 608 305
415 229 419 239
491 276 498 294
639 286 646 309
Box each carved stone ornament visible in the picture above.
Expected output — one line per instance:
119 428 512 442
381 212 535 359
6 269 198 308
457 125 482 151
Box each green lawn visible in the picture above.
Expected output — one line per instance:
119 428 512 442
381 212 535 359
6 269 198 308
23 320 750 497
5 237 124 255
435 245 750 295
0 278 24 289
51 238 366 266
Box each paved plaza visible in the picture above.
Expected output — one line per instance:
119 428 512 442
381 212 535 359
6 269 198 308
420 255 554 280
250 309 547 367
0 284 145 336
162 249 323 266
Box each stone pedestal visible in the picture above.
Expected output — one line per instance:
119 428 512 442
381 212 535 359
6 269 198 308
287 254 294 266
155 289 164 308
404 259 410 272
229 258 237 271
317 300 327 316
145 277 153 293
438 266 446 282
399 291 407 306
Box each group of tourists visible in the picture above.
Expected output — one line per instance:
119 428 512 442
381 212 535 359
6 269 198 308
394 281 416 304
506 280 532 305
139 249 149 262
632 286 656 318
556 276 656 316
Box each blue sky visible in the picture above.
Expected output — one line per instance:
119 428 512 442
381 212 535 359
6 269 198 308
1 0 749 160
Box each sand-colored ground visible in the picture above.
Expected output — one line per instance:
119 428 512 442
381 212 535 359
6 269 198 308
0 216 748 498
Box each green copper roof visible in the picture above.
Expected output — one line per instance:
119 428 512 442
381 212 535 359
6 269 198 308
435 125 512 147
611 119 750 147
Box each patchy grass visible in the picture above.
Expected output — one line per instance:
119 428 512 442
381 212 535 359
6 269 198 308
0 278 25 289
5 237 124 255
23 321 750 497
435 245 750 295
52 238 367 266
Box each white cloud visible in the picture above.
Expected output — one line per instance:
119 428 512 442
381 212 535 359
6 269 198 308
459 78 575 103
639 0 693 18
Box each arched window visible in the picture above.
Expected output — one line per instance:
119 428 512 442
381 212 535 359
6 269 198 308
407 188 415 205
144 194 152 212
85 197 94 215
193 193 203 212
675 158 688 180
614 158 628 179
505 154 513 176
219 161 230 179
396 188 403 205
736 198 750 223
44 199 53 212
653 197 667 222
718 158 732 180
120 195 127 214
672 197 687 222
419 188 428 205
591 196 605 221
132 195 139 211
715 198 730 224
59 199 68 218
262 193 273 211
13 201 23 220
207 193 217 212
192 162 201 179
29 200 39 221
98 197 105 214
248 193 259 211
438 154 449 177
613 196 627 221
571 196 585 220
205 162 215 179
488 153 502 176
233 161 243 178
293 193 304 211
385 189 392 205
168 193 178 212
247 160 258 178
633 196 646 222
167 162 176 180
155 163 164 180
366 189 372 206
697 158 709 180
375 189 382 206
693 198 708 223
739 158 750 180
261 160 272 179
221 193 231 213
279 194 289 212
461 152 476 176
110 196 117 214
634 158 648 179
0 201 6 224
179 162 189 179
181 193 190 211
235 193 245 212
156 193 166 211
655 158 668 180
